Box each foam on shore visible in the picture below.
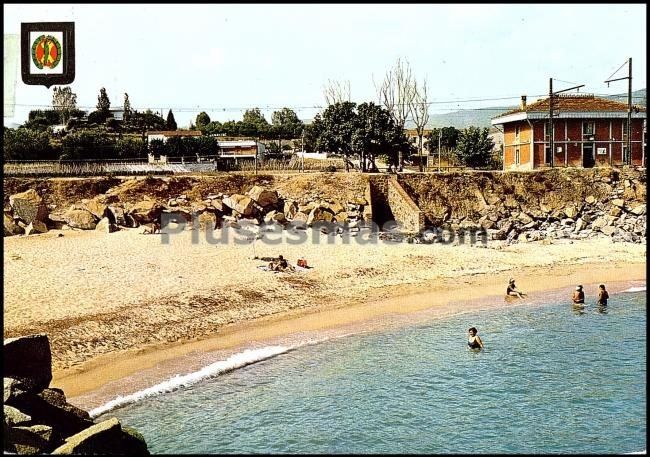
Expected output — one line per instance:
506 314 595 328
89 345 292 418
88 333 347 418
621 286 646 293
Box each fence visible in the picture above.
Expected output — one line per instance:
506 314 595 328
3 156 348 177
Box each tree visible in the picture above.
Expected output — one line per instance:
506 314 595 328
240 108 269 138
96 87 110 113
355 102 411 170
454 127 495 168
303 117 324 153
315 102 357 171
426 126 460 155
411 78 430 171
166 109 177 130
4 127 59 160
196 112 211 131
375 58 417 168
52 86 77 124
323 79 351 106
376 58 415 130
271 108 304 152
123 93 132 120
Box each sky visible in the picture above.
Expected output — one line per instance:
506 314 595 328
3 3 647 128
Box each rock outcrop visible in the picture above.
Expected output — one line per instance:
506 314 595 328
3 335 149 455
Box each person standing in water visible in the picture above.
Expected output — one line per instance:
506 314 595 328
572 285 585 304
597 284 609 306
467 327 484 350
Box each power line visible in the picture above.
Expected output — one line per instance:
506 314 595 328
5 91 645 114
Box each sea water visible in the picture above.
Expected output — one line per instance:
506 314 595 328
96 290 646 453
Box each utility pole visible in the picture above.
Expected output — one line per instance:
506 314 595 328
549 78 554 168
301 129 304 173
254 137 258 175
627 58 632 165
438 129 441 172
549 78 585 168
605 58 633 165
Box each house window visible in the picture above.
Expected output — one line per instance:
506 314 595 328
583 122 595 136
544 123 550 141
515 148 520 165
515 125 520 140
545 146 552 164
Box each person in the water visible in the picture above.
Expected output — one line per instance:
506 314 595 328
572 285 585 304
597 284 609 306
467 327 484 350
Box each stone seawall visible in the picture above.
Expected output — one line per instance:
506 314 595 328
387 177 425 233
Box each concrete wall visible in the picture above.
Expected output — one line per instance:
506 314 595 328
387 177 424 233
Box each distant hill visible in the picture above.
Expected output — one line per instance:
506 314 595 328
420 88 646 129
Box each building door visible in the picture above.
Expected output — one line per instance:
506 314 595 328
583 143 595 168
545 146 553 165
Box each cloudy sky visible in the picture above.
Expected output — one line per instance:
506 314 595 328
4 3 647 127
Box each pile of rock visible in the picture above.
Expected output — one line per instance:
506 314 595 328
3 334 149 455
159 185 370 234
414 170 646 246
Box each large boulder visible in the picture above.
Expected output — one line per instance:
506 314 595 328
7 388 93 445
5 424 54 454
47 213 67 230
197 212 217 230
4 213 24 236
25 221 49 236
51 417 149 455
3 334 52 392
4 404 32 427
4 378 26 403
629 204 646 216
127 200 163 225
307 206 335 226
9 190 49 225
564 205 578 219
223 194 255 217
283 201 298 220
611 198 625 208
107 205 127 226
63 209 97 230
263 210 287 225
247 186 279 208
322 200 344 215
82 198 109 220
95 217 118 233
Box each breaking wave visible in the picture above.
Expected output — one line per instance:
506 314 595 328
621 286 646 293
89 345 293 418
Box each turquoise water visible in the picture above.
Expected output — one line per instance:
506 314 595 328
99 291 646 454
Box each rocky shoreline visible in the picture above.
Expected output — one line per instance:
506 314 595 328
3 334 149 455
3 168 646 246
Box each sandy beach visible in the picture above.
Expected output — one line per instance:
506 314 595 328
3 227 646 398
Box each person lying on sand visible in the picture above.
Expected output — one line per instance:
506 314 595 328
268 255 293 272
141 221 161 234
506 278 527 299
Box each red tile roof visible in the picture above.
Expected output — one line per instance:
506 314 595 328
500 94 646 116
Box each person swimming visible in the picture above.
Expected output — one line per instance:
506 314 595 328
467 327 484 350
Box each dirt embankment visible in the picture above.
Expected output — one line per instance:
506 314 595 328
3 173 371 211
